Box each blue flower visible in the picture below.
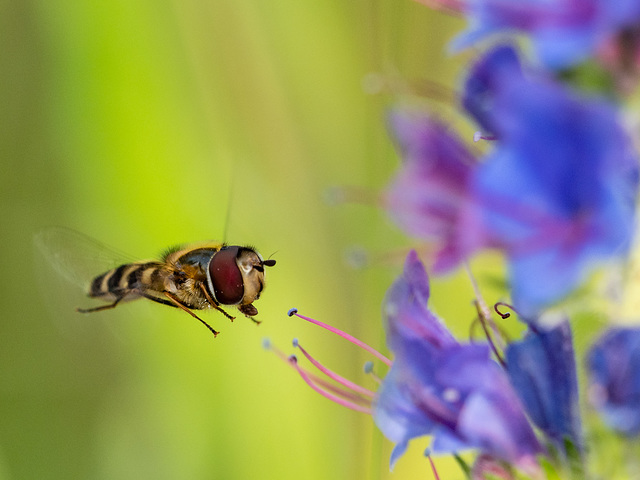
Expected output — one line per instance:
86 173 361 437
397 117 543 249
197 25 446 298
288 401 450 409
587 327 640 436
386 46 638 315
451 0 640 69
506 320 583 454
374 251 542 469
466 45 639 315
382 245 458 353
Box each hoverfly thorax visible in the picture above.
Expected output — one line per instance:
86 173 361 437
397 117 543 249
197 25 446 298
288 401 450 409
206 246 276 314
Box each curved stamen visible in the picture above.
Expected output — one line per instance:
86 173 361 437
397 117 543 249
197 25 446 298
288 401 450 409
293 338 375 398
493 302 531 328
288 356 373 414
494 302 513 319
287 308 392 366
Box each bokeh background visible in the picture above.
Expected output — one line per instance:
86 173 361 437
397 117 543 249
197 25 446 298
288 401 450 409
0 1 493 479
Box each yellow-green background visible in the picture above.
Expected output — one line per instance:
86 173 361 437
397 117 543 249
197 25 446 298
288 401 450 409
0 1 495 479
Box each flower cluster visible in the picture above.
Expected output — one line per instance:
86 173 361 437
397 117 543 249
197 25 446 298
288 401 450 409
374 252 544 472
268 251 585 477
267 1 640 478
387 43 638 316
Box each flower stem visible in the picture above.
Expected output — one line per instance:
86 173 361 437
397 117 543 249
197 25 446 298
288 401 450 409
464 262 505 350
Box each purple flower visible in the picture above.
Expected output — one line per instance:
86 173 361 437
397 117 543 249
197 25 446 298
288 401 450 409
383 245 458 352
374 251 542 469
385 111 486 272
466 45 639 314
587 327 640 436
450 0 640 69
506 320 583 454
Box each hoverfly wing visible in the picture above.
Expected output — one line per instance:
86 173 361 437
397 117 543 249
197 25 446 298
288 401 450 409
34 227 136 291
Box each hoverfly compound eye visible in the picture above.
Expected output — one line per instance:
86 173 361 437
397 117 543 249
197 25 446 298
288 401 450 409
207 246 244 305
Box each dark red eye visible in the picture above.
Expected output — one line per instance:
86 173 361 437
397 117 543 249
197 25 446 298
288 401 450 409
208 246 244 305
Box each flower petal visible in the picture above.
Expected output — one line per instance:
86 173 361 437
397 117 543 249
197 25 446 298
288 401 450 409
506 320 583 453
587 327 640 436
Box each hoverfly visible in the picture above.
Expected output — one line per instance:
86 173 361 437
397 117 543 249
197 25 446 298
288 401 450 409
34 228 276 337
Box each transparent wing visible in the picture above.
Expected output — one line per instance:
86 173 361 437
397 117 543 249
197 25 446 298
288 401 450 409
34 227 137 291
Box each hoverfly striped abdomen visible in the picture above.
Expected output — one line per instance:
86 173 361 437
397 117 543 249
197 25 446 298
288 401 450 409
88 262 165 301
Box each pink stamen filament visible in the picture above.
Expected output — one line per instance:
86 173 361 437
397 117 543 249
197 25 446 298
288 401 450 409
294 339 375 398
364 361 382 384
309 373 373 407
264 340 372 407
426 451 441 480
288 356 373 415
288 309 392 367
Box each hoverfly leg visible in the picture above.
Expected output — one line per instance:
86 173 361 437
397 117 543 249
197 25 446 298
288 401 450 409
163 292 220 338
199 283 236 322
77 294 126 313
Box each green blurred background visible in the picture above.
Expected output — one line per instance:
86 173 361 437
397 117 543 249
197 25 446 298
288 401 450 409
0 1 480 479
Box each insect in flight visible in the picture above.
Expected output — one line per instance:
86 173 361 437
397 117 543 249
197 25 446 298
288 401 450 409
35 228 276 337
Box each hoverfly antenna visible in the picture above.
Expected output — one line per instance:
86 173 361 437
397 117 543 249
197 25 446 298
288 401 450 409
262 252 277 267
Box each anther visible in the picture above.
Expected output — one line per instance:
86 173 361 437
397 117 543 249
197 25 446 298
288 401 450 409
287 308 298 317
363 361 382 383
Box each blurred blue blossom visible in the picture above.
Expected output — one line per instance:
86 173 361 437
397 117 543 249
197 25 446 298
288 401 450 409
587 327 640 436
374 251 542 470
467 45 638 314
387 45 639 315
449 0 640 69
506 320 583 454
